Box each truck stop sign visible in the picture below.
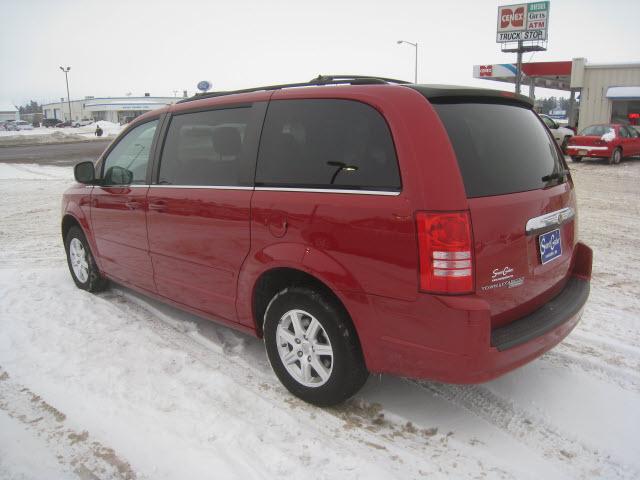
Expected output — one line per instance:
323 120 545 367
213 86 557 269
497 1 549 43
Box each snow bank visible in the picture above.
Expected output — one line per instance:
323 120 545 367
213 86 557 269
0 121 124 146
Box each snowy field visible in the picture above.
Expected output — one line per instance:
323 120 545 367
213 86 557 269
0 122 123 146
0 159 639 479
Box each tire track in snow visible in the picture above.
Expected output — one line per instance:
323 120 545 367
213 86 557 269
412 380 637 480
104 287 515 479
0 368 139 480
543 346 640 393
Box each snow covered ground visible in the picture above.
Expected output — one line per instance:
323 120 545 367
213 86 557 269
0 122 123 146
0 159 639 479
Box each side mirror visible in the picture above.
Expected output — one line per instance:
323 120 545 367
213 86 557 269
104 165 133 186
74 161 95 184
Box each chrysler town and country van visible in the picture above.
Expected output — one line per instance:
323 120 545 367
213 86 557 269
62 75 592 406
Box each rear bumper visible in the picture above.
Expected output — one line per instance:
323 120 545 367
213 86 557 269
566 145 612 157
362 242 593 383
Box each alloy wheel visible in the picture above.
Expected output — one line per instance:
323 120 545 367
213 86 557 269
276 309 334 387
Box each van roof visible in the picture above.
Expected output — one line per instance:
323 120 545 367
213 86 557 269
177 75 533 107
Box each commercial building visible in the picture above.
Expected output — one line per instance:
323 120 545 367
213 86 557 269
42 96 179 124
0 103 19 122
473 58 640 130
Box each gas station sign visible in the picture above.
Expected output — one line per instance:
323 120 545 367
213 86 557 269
497 2 549 43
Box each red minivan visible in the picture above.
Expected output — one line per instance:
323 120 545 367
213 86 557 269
63 76 592 406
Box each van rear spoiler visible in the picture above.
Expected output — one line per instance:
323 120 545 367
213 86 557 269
407 85 533 108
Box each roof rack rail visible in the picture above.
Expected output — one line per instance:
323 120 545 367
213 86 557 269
177 75 411 103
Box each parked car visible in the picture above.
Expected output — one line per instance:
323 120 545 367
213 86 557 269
63 76 593 406
73 119 93 127
56 121 73 128
43 118 63 128
539 114 574 151
7 120 34 131
566 124 640 164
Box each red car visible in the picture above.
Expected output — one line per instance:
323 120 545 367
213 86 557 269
62 76 592 406
566 123 640 164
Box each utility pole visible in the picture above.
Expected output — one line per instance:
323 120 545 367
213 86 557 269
59 66 72 121
397 40 418 83
515 41 523 94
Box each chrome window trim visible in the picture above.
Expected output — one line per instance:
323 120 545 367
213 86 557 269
148 185 253 190
525 207 575 236
98 185 402 195
95 184 150 188
254 187 401 196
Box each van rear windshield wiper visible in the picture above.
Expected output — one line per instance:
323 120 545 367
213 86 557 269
542 169 570 182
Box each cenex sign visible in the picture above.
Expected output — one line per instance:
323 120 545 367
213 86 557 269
496 1 549 43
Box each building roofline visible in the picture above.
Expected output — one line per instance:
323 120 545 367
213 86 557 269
42 96 178 106
585 61 640 69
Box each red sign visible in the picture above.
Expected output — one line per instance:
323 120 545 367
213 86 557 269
480 65 493 77
500 6 525 28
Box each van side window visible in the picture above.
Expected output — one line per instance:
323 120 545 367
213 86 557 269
102 119 158 185
158 106 257 186
255 99 401 191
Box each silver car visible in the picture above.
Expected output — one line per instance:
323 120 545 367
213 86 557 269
7 120 34 131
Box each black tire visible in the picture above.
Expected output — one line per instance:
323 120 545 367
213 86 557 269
609 148 622 165
64 225 108 292
571 156 582 162
263 286 368 406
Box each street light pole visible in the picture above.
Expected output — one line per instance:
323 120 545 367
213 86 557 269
59 66 72 122
397 40 418 84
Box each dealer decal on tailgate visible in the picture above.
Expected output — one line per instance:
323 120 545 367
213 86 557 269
481 265 525 291
539 228 562 264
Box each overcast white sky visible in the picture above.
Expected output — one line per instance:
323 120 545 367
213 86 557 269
1 0 638 106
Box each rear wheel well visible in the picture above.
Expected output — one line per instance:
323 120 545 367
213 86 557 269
61 215 81 241
252 268 353 338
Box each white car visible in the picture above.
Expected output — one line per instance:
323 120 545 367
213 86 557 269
73 119 93 127
540 114 574 151
8 120 34 131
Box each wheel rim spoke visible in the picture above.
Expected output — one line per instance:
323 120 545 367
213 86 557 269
305 318 321 340
313 344 333 357
300 361 312 383
288 311 305 337
276 325 296 347
310 357 329 381
281 349 298 365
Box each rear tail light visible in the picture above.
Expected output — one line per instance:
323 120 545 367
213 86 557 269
416 211 474 294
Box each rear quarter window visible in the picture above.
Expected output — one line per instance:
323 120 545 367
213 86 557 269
255 99 401 191
432 101 565 198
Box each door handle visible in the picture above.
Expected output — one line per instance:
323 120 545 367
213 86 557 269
125 201 143 210
148 200 167 212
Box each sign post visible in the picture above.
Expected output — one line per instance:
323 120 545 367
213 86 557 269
496 2 549 94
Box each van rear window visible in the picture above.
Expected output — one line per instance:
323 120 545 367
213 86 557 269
432 102 564 198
